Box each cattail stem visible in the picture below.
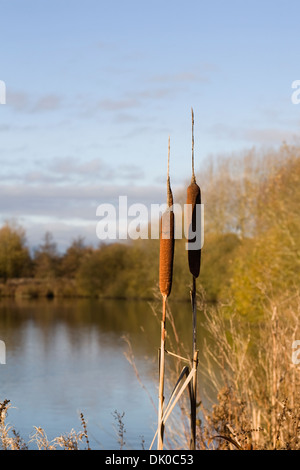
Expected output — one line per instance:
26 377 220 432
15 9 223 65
190 276 197 450
191 107 196 184
187 109 200 450
157 137 175 450
157 295 167 450
167 136 173 207
192 276 197 359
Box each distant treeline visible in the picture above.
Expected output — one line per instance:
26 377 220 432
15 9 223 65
1 143 299 318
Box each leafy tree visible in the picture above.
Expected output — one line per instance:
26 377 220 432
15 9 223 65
227 145 300 317
76 242 130 297
60 237 91 278
34 232 60 279
0 222 31 280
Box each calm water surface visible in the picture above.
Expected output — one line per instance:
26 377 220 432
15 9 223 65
0 298 200 449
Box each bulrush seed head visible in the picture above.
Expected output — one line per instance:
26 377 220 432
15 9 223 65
186 108 201 278
159 137 175 298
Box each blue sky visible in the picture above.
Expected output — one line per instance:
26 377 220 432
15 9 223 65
0 0 300 250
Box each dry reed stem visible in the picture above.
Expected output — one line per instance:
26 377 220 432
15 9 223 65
191 107 195 184
187 108 202 450
157 295 167 449
123 334 157 413
157 137 175 450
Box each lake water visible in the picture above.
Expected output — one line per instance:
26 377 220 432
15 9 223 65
0 297 200 450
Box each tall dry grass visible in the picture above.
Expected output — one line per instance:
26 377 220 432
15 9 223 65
0 399 91 450
156 289 300 450
204 294 300 450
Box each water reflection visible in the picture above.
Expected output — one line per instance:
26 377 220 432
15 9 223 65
0 298 197 449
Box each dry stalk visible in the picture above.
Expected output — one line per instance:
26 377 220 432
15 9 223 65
186 108 201 449
157 137 175 449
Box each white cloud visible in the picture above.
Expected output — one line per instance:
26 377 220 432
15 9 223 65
150 66 215 84
208 122 300 145
6 90 63 113
31 94 63 112
0 182 165 218
98 98 140 111
0 181 166 250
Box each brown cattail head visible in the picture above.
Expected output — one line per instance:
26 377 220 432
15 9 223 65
159 137 175 298
186 181 201 278
159 209 175 297
186 108 201 278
